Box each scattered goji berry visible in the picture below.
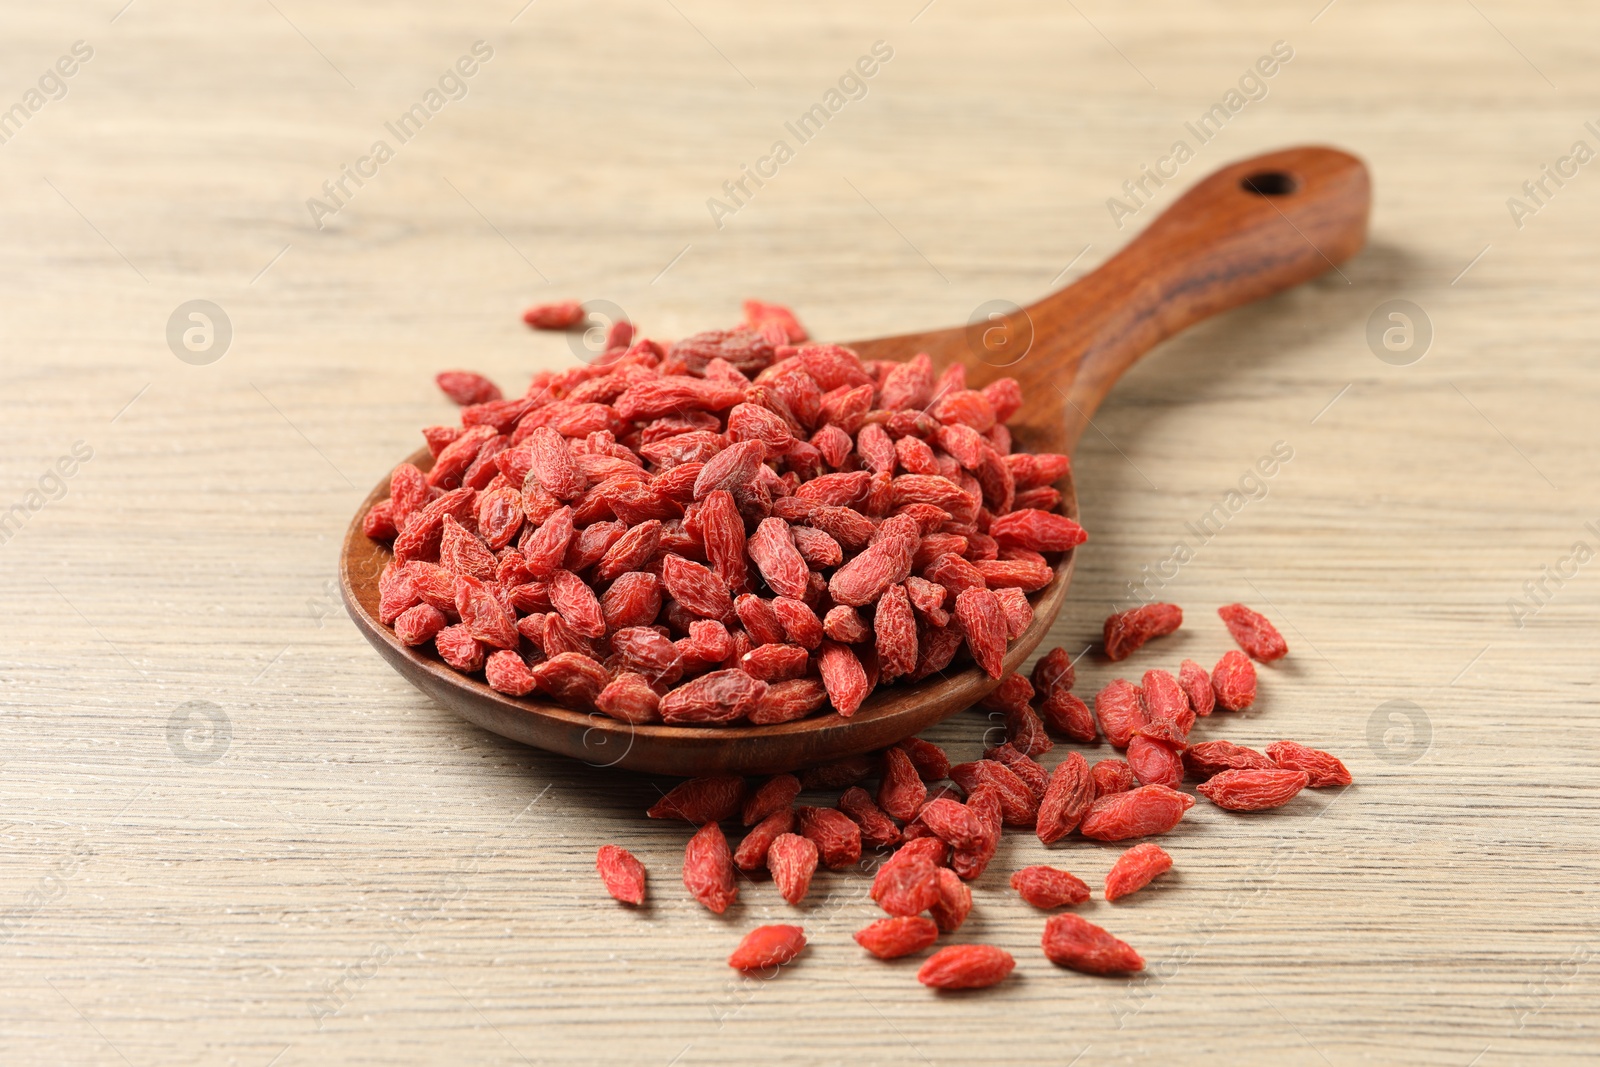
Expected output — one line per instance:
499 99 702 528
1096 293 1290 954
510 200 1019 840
1042 914 1144 974
917 945 1016 990
1218 602 1289 662
1104 842 1172 901
768 832 819 904
682 822 738 914
728 924 806 971
1211 650 1258 711
1183 740 1275 780
1011 865 1090 909
1036 752 1096 844
596 844 647 905
1197 768 1310 811
1266 740 1352 786
855 916 939 959
1103 603 1182 661
1080 784 1191 841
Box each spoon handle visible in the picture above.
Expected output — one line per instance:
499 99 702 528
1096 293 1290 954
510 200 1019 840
1025 145 1370 452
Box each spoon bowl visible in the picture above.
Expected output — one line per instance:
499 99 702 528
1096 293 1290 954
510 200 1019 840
341 145 1369 775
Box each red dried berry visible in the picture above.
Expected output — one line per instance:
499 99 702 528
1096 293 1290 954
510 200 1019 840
659 669 767 725
896 737 952 781
1103 603 1183 661
1218 602 1289 662
988 508 1087 552
928 867 972 932
1080 784 1191 841
728 924 806 971
916 797 982 851
743 773 802 825
436 370 503 406
1211 650 1258 711
878 746 928 822
1030 646 1075 696
818 641 869 717
1039 691 1097 743
648 775 746 823
1266 740 1352 787
855 916 939 960
983 742 1047 800
954 587 1008 679
838 786 902 849
596 844 646 905
1127 733 1185 790
1011 865 1090 909
1141 668 1194 737
1091 758 1137 798
1198 768 1310 811
917 945 1015 990
768 832 819 904
796 806 862 869
949 761 1036 827
1182 740 1275 780
733 808 795 871
875 856 942 917
484 649 537 696
683 822 738 913
1042 914 1144 974
1036 752 1095 844
1178 658 1215 717
1094 679 1148 750
1105 842 1172 901
523 299 585 329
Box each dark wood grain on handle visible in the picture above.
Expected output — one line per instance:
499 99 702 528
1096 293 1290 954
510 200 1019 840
1029 146 1370 451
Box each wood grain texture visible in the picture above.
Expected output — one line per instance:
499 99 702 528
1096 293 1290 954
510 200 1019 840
2 1 1598 1064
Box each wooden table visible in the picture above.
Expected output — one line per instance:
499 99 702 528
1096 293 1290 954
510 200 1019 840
2 1 1595 1063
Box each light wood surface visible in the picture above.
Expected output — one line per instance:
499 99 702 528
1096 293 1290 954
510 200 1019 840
2 1 1597 1064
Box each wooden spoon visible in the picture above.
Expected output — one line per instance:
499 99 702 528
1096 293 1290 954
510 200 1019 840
341 145 1369 776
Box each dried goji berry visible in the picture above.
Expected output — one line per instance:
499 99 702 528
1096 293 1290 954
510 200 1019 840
1178 658 1215 717
983 742 1047 800
1011 865 1090 909
895 736 951 781
1127 733 1185 790
855 916 939 959
1211 650 1258 711
767 832 818 904
648 775 746 823
1266 740 1352 786
1182 740 1275 780
1104 842 1172 901
743 774 801 825
1094 678 1148 750
523 299 584 329
928 867 972 931
728 924 806 971
1079 784 1191 841
1103 603 1183 661
1197 768 1309 811
878 746 928 821
1042 914 1143 974
874 855 941 917
917 945 1015 990
1091 758 1137 798
838 787 902 849
596 844 646 905
683 822 738 914
796 805 862 869
733 808 795 872
1036 751 1095 844
1039 690 1097 743
1218 602 1289 662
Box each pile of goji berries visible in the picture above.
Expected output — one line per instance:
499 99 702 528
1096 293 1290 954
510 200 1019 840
365 300 1084 724
599 600 1352 989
